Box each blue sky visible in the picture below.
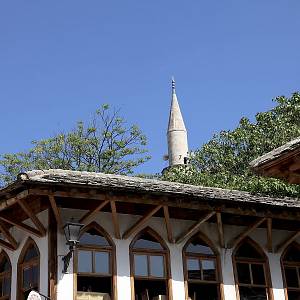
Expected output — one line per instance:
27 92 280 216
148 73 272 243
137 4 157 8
0 1 300 174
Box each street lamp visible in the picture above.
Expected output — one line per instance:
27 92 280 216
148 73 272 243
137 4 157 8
62 221 84 273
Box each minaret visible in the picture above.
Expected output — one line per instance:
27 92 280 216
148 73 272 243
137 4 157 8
167 78 189 167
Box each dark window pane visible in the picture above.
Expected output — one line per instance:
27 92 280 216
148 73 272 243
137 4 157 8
188 282 219 300
239 286 267 300
251 264 265 285
149 255 164 278
284 244 300 262
133 233 163 250
202 259 216 281
0 257 10 272
236 242 262 259
24 245 39 262
186 236 214 255
23 267 31 290
95 251 110 274
134 254 148 276
287 291 300 300
78 250 92 273
187 258 201 280
237 263 251 284
79 228 109 247
285 267 299 288
32 265 38 286
3 277 10 296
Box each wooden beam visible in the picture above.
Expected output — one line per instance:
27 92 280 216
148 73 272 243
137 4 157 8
0 220 18 249
176 211 216 244
228 217 266 249
0 216 42 237
110 201 121 239
17 198 46 236
0 239 17 251
123 205 162 239
48 209 57 300
216 212 225 248
79 200 109 225
48 195 63 230
267 218 273 253
276 231 300 253
163 206 174 243
0 190 29 211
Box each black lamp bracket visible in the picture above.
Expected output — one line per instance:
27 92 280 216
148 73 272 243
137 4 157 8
62 244 76 274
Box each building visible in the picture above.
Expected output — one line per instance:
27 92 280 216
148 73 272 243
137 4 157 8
0 82 300 300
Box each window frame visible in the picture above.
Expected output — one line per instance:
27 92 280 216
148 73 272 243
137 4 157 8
183 232 223 300
0 251 11 300
74 222 117 300
17 238 40 300
233 237 273 300
129 227 172 300
281 241 300 300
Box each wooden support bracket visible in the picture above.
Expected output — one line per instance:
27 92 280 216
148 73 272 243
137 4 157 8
267 218 273 253
110 201 121 239
276 231 300 253
216 212 225 248
0 220 18 250
79 200 109 225
48 195 63 231
163 206 174 243
176 211 216 244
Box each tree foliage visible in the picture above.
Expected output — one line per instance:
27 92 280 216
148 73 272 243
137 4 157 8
0 104 150 186
163 92 300 197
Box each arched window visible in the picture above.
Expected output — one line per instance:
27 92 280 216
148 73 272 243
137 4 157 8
130 227 171 300
282 242 300 299
0 252 11 300
17 239 39 300
183 233 221 300
233 238 271 300
76 222 116 300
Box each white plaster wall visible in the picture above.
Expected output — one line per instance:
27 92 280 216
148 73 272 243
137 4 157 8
0 210 48 300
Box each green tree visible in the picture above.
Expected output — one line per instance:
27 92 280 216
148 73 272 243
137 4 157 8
0 104 150 186
163 92 300 197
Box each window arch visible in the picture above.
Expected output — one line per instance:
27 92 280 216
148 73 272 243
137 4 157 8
281 242 300 299
233 238 272 300
0 251 11 300
75 222 116 300
17 238 40 300
130 227 171 300
183 232 222 300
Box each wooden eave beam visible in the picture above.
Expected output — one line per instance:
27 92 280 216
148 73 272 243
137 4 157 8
163 206 174 244
0 239 17 251
0 190 29 212
228 217 267 249
0 216 42 238
110 201 121 239
0 220 18 250
48 195 63 231
267 218 273 253
17 198 46 236
276 231 300 253
216 212 225 248
79 199 109 225
176 211 216 244
123 205 162 240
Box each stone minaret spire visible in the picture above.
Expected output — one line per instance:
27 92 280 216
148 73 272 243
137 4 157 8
167 78 189 166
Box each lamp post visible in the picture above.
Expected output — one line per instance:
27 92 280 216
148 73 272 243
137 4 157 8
62 221 84 273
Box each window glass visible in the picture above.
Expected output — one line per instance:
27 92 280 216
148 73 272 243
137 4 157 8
23 267 31 290
202 259 216 281
78 250 92 273
0 257 10 273
284 244 300 262
149 255 164 278
133 233 163 250
0 276 10 297
24 245 39 262
186 237 214 255
79 228 109 247
187 258 201 280
287 291 300 300
235 242 262 259
95 251 110 274
252 264 265 285
134 254 148 276
237 263 251 284
239 286 267 300
285 267 299 288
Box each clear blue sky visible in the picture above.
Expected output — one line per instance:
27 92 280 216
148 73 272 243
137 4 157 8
0 1 299 174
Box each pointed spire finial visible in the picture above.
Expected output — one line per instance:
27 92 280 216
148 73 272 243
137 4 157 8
171 77 176 94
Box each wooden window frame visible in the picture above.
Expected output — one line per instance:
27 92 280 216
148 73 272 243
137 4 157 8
182 232 223 300
129 227 172 300
74 222 117 300
232 237 273 300
17 238 40 300
0 251 11 300
281 241 300 300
